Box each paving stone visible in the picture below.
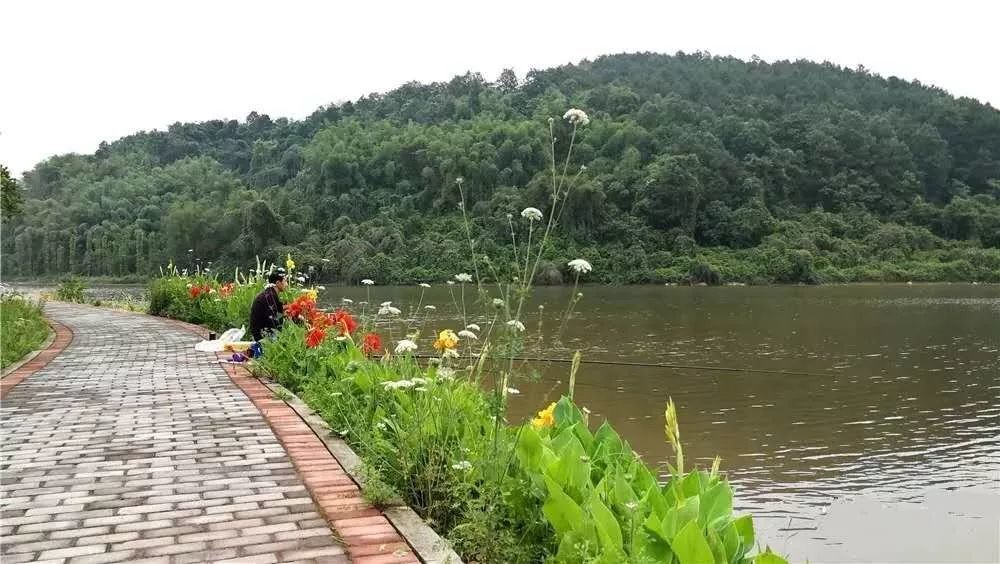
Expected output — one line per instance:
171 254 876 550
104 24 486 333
0 304 349 564
37 543 108 560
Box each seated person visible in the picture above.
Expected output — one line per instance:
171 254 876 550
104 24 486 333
249 269 286 341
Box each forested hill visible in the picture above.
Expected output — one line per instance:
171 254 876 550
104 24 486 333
4 52 1000 284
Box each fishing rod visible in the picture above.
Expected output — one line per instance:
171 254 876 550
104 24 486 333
409 353 835 378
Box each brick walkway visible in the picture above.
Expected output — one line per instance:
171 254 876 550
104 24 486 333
0 303 351 563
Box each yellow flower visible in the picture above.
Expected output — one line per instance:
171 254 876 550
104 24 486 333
432 329 459 351
303 289 318 301
531 402 557 429
286 253 296 272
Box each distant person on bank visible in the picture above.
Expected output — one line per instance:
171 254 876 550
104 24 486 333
249 269 286 341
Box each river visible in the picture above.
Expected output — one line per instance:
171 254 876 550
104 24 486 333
16 282 1000 562
321 283 999 563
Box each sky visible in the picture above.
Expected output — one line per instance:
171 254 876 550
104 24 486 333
2 0 998 177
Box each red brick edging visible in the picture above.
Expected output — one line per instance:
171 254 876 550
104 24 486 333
1 318 73 399
166 318 420 564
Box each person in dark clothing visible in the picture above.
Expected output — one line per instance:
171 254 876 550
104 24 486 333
249 269 287 341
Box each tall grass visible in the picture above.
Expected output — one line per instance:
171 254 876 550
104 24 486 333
1 294 51 368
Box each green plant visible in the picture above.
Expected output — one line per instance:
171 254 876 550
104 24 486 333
1 294 50 368
516 397 772 563
55 278 87 303
358 463 400 509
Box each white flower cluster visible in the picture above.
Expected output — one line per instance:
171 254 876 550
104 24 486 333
361 279 375 285
568 258 593 274
454 273 473 283
506 319 526 332
395 339 418 353
451 460 472 471
521 207 543 222
563 108 590 126
418 283 431 288
378 301 401 316
383 379 416 390
457 330 478 340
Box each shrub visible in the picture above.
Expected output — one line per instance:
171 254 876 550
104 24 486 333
55 277 86 303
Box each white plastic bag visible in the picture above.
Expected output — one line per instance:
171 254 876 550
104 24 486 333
218 327 246 343
195 326 247 352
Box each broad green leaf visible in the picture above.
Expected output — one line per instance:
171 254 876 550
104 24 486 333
631 461 658 493
672 521 714 564
720 520 742 560
662 495 699 540
643 484 669 519
635 528 674 561
699 481 733 527
593 421 625 458
547 434 591 501
543 476 585 536
680 470 704 498
550 426 578 454
515 424 544 471
353 371 373 392
588 494 623 551
571 420 595 452
733 514 755 549
706 526 728 564
613 470 638 511
554 397 583 428
644 511 669 542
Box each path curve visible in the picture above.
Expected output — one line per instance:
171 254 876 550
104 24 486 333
0 303 403 564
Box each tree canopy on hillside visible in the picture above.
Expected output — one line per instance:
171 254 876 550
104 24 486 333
4 52 999 283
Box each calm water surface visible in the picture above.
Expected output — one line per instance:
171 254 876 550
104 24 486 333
19 282 999 561
324 284 999 563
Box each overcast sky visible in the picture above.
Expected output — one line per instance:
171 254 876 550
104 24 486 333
2 0 998 177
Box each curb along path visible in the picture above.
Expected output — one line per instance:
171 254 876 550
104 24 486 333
0 303 418 564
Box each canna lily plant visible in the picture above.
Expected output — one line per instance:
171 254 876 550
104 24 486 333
516 396 786 563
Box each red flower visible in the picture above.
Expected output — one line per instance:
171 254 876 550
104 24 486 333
305 326 327 348
219 282 235 298
285 294 318 321
361 333 382 356
331 309 357 335
309 312 333 330
189 285 202 299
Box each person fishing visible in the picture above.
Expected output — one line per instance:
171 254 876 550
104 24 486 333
249 268 286 341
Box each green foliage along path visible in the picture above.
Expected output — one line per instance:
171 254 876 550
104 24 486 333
1 295 50 369
4 53 1000 284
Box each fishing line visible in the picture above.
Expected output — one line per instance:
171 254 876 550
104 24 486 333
409 353 835 378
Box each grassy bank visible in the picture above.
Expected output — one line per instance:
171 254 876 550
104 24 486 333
1 294 51 369
149 271 787 563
